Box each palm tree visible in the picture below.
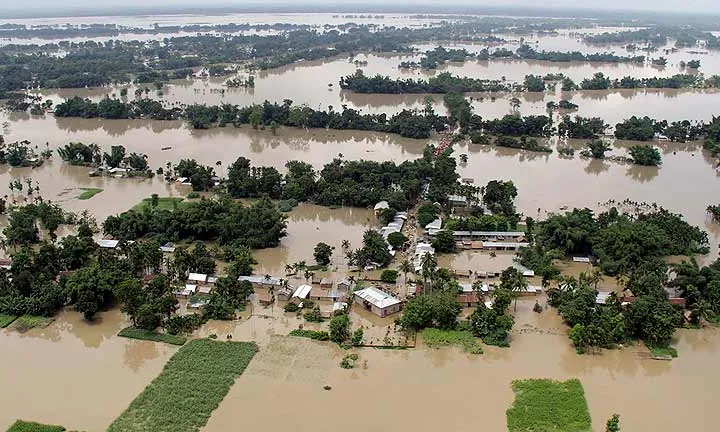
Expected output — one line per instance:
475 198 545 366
341 239 350 250
420 253 437 293
510 97 521 112
399 259 413 286
588 269 603 290
285 264 294 276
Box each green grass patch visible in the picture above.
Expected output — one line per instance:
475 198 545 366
108 339 258 432
289 329 330 341
11 315 54 332
423 328 483 354
118 326 187 346
76 188 103 200
649 344 678 358
6 420 66 432
507 379 592 432
0 313 18 328
131 197 185 212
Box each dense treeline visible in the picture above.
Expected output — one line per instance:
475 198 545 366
225 146 458 210
104 196 287 249
399 46 475 69
54 97 442 139
340 71 720 96
515 44 645 63
339 70 515 93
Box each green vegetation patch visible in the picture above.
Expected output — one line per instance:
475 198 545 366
650 345 678 358
76 188 103 200
6 420 66 432
117 326 187 346
0 313 18 328
507 379 592 432
131 197 185 212
108 339 258 432
423 328 483 354
288 329 330 341
11 315 54 332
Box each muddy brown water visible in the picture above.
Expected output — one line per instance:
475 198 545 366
36 52 720 124
200 297 720 432
1 111 719 259
0 308 177 431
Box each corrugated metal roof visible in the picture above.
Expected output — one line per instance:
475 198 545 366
292 285 312 299
354 287 401 309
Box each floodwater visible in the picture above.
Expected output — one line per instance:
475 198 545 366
0 308 177 431
1 112 719 257
202 297 720 432
36 50 720 124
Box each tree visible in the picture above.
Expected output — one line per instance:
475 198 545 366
523 74 545 92
329 313 350 343
629 145 662 166
500 266 528 311
66 264 119 320
431 229 456 253
387 231 408 249
115 279 145 325
359 229 392 268
380 269 399 283
585 139 612 159
313 242 334 266
399 259 413 285
399 295 434 330
482 180 518 218
103 145 126 168
605 414 620 432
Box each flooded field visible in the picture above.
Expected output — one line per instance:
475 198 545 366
201 297 720 432
0 309 177 431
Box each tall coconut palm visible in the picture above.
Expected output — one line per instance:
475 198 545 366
420 253 437 293
341 239 350 250
399 259 413 286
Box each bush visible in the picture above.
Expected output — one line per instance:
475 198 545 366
629 145 662 166
277 198 298 212
187 191 200 199
289 329 330 340
164 314 204 335
7 420 66 432
329 313 350 343
339 353 359 369
352 328 364 346
303 305 323 322
380 269 399 283
284 302 300 312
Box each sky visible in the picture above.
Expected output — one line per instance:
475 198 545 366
1 0 719 15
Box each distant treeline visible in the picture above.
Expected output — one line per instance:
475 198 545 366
53 97 446 139
584 27 720 49
398 44 646 70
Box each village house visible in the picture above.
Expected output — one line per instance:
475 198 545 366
291 285 312 303
353 286 403 317
457 292 481 307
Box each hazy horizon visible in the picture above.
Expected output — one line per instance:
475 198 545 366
1 0 719 19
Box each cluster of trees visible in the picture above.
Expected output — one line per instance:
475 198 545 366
548 270 681 352
516 44 645 64
525 206 708 276
628 145 662 166
559 73 720 91
3 201 72 245
54 97 181 120
339 70 514 94
468 269 521 346
54 97 441 139
225 145 461 212
103 196 287 249
346 230 393 269
339 71 720 98
584 26 720 50
558 116 608 139
57 142 152 173
399 46 475 69
168 159 216 191
669 257 720 324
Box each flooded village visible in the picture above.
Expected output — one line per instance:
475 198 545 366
1 5 720 432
